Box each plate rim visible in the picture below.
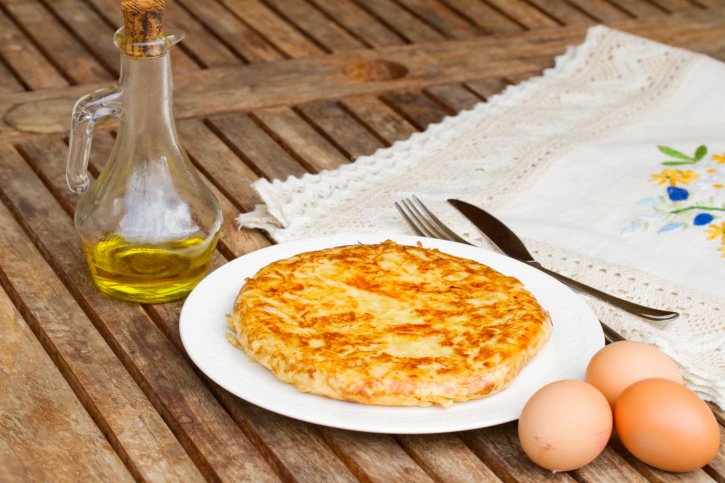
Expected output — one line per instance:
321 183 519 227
180 233 603 434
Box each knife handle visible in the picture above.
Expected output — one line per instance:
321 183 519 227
527 262 679 322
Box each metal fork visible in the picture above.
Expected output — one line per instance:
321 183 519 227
395 196 628 343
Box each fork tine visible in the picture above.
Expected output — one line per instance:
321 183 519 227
400 199 441 239
395 201 426 237
411 195 473 246
403 198 453 241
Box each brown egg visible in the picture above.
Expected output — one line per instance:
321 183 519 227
519 380 612 471
615 378 720 472
586 341 682 409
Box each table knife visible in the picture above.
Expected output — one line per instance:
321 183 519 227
448 199 678 337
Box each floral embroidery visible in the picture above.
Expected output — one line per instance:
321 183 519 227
649 169 700 186
624 145 725 258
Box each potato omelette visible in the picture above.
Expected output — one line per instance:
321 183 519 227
227 240 552 408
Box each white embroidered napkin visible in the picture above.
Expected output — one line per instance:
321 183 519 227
238 26 725 407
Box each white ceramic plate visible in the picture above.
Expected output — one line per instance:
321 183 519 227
180 234 603 434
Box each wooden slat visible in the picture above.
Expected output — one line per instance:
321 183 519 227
0 58 24 95
425 84 484 113
297 100 384 160
0 8 67 90
219 0 324 58
482 0 560 29
394 0 482 39
648 0 701 12
704 426 725 482
308 0 407 47
0 283 134 481
563 0 633 21
83 0 205 71
354 0 446 42
0 144 280 482
208 112 309 180
5 8 725 142
572 448 649 482
396 434 503 482
0 178 205 482
461 423 578 482
382 91 449 130
0 0 112 83
465 77 509 99
441 0 524 33
264 0 366 52
177 118 265 211
174 0 284 63
253 106 351 172
605 0 667 17
339 94 418 147
318 428 435 482
524 0 598 25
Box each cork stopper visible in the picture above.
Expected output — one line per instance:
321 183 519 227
120 0 167 57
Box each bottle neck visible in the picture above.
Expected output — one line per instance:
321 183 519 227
118 53 175 132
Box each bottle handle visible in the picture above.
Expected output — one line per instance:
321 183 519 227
66 85 124 193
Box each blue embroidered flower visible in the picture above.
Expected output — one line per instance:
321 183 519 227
666 186 689 201
693 213 714 226
622 222 646 235
659 223 685 233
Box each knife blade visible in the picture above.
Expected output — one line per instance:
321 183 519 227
448 199 678 326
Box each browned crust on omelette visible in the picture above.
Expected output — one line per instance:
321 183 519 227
229 241 551 407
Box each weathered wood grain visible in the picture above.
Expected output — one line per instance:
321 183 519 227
339 94 418 146
177 118 265 211
264 0 366 52
0 196 205 482
648 0 700 12
297 100 384 160
0 8 67 90
354 0 446 42
564 0 633 21
394 0 481 39
0 283 135 482
317 428 435 483
465 77 509 99
524 0 598 25
219 0 323 58
253 106 351 172
440 0 523 33
703 425 725 482
308 0 406 47
174 0 283 63
208 112 309 180
461 423 578 482
396 433 503 483
605 0 667 18
0 0 113 83
0 58 24 95
572 447 649 482
7 8 725 142
424 84 483 113
483 0 560 29
0 144 279 482
382 91 449 130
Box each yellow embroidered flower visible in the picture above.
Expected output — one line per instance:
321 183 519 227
649 169 700 186
705 222 725 241
707 169 719 174
719 245 725 258
712 153 725 164
714 184 724 189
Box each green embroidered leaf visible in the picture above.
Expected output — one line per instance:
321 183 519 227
658 145 693 160
662 161 695 166
694 145 708 161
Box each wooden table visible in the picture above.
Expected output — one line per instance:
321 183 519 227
1 0 724 481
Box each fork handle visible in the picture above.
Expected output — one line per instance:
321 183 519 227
526 261 678 322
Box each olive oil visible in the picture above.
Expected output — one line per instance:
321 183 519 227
82 235 218 303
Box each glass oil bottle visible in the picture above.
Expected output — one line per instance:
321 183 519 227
66 0 222 303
